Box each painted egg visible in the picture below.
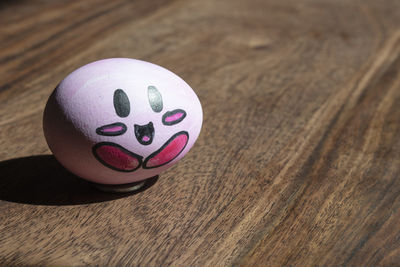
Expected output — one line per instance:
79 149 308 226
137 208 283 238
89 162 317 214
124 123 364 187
43 58 203 185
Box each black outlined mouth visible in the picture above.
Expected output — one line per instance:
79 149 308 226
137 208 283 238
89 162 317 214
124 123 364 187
134 122 154 145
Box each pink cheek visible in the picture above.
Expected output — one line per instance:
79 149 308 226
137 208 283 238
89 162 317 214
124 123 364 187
162 109 187 126
96 123 127 136
165 112 183 122
102 126 124 133
93 143 141 172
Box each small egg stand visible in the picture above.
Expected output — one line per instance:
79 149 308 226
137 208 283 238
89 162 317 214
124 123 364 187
91 176 158 193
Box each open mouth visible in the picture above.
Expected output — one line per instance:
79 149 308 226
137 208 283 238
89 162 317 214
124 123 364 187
134 122 154 145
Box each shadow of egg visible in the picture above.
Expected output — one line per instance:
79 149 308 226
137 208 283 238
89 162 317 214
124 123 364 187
0 155 158 206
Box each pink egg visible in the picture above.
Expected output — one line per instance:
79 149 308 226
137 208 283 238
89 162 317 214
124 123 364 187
43 58 203 185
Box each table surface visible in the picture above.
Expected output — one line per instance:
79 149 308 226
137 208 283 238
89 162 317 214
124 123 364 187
1 0 400 266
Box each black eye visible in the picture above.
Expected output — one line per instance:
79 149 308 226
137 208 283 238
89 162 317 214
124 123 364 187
148 86 163 113
114 89 130 117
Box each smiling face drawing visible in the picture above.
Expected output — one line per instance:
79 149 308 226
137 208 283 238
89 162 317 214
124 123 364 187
92 86 189 172
43 58 203 185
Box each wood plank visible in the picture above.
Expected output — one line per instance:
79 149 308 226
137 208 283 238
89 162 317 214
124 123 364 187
0 0 399 265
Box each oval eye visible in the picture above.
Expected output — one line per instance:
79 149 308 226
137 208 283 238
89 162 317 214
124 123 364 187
114 89 130 117
148 86 163 113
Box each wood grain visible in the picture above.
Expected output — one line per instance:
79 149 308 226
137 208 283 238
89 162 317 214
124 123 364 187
0 0 400 266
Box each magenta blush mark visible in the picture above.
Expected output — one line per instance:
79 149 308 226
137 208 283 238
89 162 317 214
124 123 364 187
103 125 124 132
96 122 127 136
165 112 183 122
162 109 187 126
143 131 189 169
93 142 142 172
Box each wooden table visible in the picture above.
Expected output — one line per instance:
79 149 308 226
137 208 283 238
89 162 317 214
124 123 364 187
1 0 399 266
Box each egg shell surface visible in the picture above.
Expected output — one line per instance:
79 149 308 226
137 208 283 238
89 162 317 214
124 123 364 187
43 58 203 184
